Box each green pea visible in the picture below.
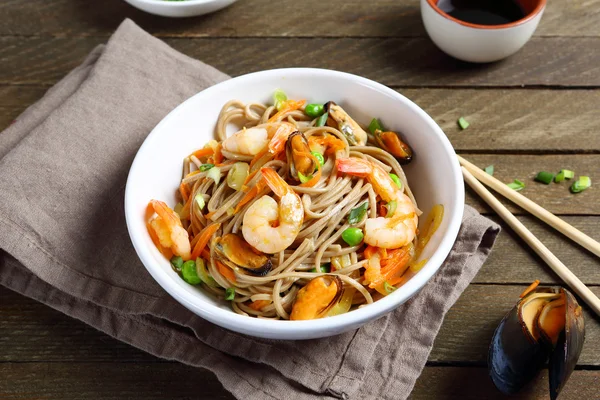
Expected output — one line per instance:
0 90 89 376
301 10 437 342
311 151 325 166
170 256 183 272
389 173 402 189
181 260 202 285
305 104 325 118
342 227 364 246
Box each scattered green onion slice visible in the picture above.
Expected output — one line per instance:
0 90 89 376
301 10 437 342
571 176 591 193
457 117 470 130
182 260 202 285
507 179 525 191
383 281 396 294
341 227 364 246
207 166 221 185
297 171 312 184
316 112 329 127
226 162 249 191
305 104 325 118
273 89 287 111
199 163 214 172
389 173 403 189
310 264 331 273
484 165 494 176
312 151 325 166
195 258 218 288
555 169 575 183
194 193 205 210
225 287 236 301
535 171 554 185
348 201 369 225
368 118 384 134
385 200 397 218
170 256 184 272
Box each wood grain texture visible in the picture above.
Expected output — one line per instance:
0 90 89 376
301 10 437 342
1 36 600 87
0 0 598 38
0 362 235 400
462 154 600 215
430 284 600 365
412 367 600 399
3 86 599 153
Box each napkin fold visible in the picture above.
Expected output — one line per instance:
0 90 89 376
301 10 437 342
0 19 500 400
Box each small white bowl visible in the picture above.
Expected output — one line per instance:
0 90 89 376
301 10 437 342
421 0 546 63
124 0 237 18
124 68 464 340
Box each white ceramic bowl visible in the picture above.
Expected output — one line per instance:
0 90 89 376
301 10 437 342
421 0 546 63
125 68 464 340
124 0 237 17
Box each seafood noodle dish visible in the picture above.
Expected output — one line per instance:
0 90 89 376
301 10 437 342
145 90 444 320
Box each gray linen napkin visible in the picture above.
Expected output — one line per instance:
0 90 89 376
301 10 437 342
0 19 500 400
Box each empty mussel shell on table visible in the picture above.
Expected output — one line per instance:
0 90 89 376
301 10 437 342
214 233 272 276
488 282 585 399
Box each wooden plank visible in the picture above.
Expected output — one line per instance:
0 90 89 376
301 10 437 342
0 0 598 38
476 216 600 285
429 284 600 365
462 154 600 215
412 367 600 399
0 362 235 400
1 37 599 87
3 86 599 153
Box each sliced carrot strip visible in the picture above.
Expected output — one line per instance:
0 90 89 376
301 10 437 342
192 147 214 159
234 180 266 213
249 300 271 311
179 182 190 202
363 245 378 259
520 280 541 298
213 143 223 165
191 222 221 260
268 100 306 123
216 260 237 283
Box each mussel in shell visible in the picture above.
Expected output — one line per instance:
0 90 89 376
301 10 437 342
290 275 344 320
286 131 318 182
214 233 272 276
488 283 585 399
373 130 413 164
323 101 368 146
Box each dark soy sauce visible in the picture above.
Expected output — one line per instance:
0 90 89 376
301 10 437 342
437 0 525 25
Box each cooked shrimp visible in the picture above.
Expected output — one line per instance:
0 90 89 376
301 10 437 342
242 167 304 253
147 200 191 260
336 158 418 249
222 123 296 156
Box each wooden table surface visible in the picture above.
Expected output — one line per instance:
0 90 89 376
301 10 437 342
1 0 599 398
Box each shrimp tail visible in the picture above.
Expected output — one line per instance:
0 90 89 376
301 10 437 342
335 158 373 177
268 123 295 154
260 167 289 197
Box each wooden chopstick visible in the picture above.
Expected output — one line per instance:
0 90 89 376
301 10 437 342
458 155 600 258
461 166 600 316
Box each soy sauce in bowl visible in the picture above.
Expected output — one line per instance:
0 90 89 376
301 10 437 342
437 0 525 25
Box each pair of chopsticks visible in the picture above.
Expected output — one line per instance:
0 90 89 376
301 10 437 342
458 155 600 316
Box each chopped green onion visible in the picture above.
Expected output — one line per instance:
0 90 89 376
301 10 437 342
182 260 202 285
385 200 397 218
457 117 470 130
571 176 591 193
206 166 221 185
341 227 364 246
310 264 331 273
225 287 236 301
170 256 183 272
273 89 287 111
297 171 312 184
506 179 525 191
226 162 249 191
535 171 554 185
305 104 325 118
312 151 325 166
195 258 218 288
199 163 214 172
316 112 329 127
194 193 205 210
368 118 384 134
348 201 369 225
383 281 396 294
555 169 575 183
484 165 494 176
389 173 403 189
